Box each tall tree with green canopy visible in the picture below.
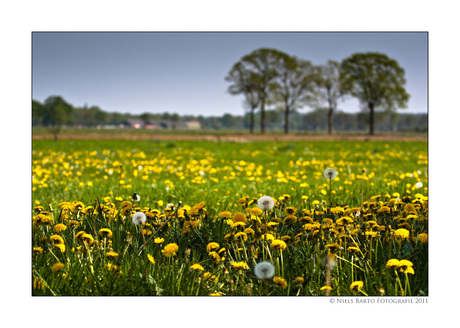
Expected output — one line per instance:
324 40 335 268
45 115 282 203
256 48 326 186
314 60 345 135
43 95 73 140
340 52 410 135
226 48 290 133
273 56 317 134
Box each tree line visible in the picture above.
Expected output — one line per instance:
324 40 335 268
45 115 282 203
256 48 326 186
201 109 426 133
32 95 426 134
225 48 411 135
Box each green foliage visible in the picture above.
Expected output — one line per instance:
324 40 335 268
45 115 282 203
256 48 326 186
340 52 410 135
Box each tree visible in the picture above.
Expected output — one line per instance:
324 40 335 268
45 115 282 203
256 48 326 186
32 99 44 126
314 60 345 135
43 95 73 140
226 61 260 134
170 113 180 129
242 88 260 134
340 52 410 135
274 56 317 134
226 48 289 133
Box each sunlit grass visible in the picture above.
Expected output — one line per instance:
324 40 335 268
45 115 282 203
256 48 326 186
32 139 428 296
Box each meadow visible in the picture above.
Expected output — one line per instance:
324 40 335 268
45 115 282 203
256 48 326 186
32 138 428 296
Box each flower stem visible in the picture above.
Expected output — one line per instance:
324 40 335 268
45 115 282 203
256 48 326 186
329 178 332 206
395 270 404 295
360 169 365 212
325 255 332 296
117 165 122 198
351 255 354 281
405 272 412 295
280 250 285 278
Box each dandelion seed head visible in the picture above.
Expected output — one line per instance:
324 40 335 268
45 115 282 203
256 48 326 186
254 261 275 279
257 196 275 211
132 211 146 225
324 168 338 179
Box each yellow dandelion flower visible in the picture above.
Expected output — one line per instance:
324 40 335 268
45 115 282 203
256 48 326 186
243 227 255 236
189 263 204 271
98 228 113 238
350 281 364 292
51 262 64 273
107 262 123 274
238 197 248 207
295 277 304 284
105 251 119 260
404 203 415 212
386 259 401 270
394 228 410 241
49 234 65 245
206 242 220 252
347 246 360 253
208 251 221 264
232 221 246 229
81 233 94 246
41 215 54 226
231 261 249 270
325 243 341 253
208 292 223 296
271 239 287 251
147 254 155 264
54 244 66 253
218 211 232 219
283 215 297 224
365 231 378 238
53 223 67 234
67 220 80 229
202 272 218 281
249 207 263 216
33 247 43 255
417 233 428 244
398 259 414 274
234 232 248 242
261 233 275 241
161 243 179 257
232 212 247 223
273 276 288 288
154 237 165 244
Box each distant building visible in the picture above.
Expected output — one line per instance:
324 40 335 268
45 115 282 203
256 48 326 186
121 119 145 129
185 120 201 130
145 120 171 130
121 118 201 130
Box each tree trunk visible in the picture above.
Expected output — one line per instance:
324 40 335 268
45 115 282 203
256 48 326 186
260 98 265 134
284 104 289 134
369 103 375 135
328 107 333 135
249 107 255 134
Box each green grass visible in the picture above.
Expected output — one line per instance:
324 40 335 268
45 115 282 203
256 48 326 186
32 139 428 296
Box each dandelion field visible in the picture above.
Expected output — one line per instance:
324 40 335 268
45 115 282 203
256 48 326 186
32 139 428 296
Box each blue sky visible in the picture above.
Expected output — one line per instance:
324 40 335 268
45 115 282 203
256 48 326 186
32 32 427 117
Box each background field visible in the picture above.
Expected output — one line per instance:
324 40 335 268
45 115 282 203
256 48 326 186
32 138 427 208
